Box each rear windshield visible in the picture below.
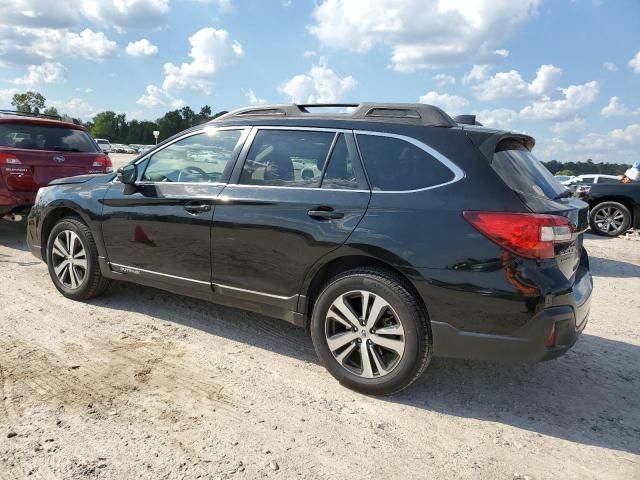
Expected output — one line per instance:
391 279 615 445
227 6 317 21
0 123 99 153
492 141 565 199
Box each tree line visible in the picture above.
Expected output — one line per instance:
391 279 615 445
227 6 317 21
9 90 227 145
7 91 633 173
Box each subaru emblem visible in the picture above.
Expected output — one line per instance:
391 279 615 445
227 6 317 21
53 155 65 163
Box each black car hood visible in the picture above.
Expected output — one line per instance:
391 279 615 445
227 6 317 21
48 174 108 186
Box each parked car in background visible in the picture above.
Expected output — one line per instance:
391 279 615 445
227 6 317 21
582 182 640 236
26 103 592 395
95 138 112 154
554 174 575 184
0 111 113 221
123 145 138 154
137 145 154 155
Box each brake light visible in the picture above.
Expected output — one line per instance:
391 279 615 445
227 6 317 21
92 155 113 172
546 323 557 347
0 152 21 165
463 211 574 260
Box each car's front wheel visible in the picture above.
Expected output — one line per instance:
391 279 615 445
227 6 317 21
310 268 432 395
589 201 631 237
46 217 110 300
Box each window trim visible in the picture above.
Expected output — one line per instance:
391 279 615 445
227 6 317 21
353 130 465 193
229 126 369 191
131 126 250 186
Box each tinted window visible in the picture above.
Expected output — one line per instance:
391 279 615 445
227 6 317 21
356 134 454 191
143 129 242 183
598 177 619 184
0 123 98 152
492 142 565 199
240 130 334 187
321 134 359 190
580 177 595 184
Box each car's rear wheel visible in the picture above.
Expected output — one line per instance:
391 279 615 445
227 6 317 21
46 217 110 300
310 268 432 395
589 201 631 237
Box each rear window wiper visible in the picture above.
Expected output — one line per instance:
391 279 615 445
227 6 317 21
52 146 83 152
553 190 574 200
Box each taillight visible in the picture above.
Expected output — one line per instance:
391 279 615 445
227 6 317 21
546 323 557 347
0 152 21 165
463 211 574 260
92 155 113 173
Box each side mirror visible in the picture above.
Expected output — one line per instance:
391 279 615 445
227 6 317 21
117 163 137 184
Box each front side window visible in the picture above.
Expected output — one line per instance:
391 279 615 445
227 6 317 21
142 129 243 183
239 130 335 187
356 134 455 191
0 123 99 152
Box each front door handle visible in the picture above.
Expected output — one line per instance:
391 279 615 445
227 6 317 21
184 202 211 214
307 207 344 220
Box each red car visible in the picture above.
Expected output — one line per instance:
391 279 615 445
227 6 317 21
0 113 112 220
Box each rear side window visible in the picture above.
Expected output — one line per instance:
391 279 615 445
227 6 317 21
0 123 98 153
321 134 360 190
492 141 564 199
356 134 454 191
239 130 335 188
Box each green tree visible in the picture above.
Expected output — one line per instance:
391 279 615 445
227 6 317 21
555 169 577 176
91 111 118 140
43 106 60 118
157 110 186 140
11 91 46 114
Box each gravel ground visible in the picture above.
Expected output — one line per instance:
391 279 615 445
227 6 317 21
0 200 639 479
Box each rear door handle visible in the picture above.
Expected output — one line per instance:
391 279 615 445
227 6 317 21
184 202 211 214
307 207 344 220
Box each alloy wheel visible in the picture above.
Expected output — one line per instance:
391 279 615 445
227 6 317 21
593 206 626 234
324 290 405 379
51 230 87 289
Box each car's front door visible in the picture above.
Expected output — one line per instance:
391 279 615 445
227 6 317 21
100 127 248 293
211 127 371 307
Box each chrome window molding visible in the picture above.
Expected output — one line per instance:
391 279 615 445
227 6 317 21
223 184 370 193
353 130 466 194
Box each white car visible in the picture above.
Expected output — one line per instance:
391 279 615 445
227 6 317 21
565 174 621 186
95 138 112 154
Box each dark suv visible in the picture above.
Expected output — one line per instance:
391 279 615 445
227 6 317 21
26 103 592 395
0 111 113 220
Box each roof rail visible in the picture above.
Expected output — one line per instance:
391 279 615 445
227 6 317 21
216 103 456 127
0 109 62 121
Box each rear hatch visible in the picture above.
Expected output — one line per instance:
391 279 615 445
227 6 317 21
490 140 589 281
0 121 110 192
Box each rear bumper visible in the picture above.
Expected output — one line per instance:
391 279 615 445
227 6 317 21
0 189 36 215
432 272 592 362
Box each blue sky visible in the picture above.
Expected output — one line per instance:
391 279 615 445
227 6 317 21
1 0 639 163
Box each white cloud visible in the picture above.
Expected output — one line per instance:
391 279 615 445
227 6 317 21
472 108 519 130
551 117 587 138
495 49 509 57
419 91 468 115
538 124 640 163
0 27 117 63
433 73 455 86
463 64 490 84
188 0 234 12
279 60 356 103
519 81 599 120
50 98 97 119
0 88 19 108
471 64 563 100
126 38 159 57
137 84 184 109
243 89 267 105
75 87 94 93
13 61 65 86
309 0 540 71
81 0 170 30
162 27 243 94
303 50 317 58
0 0 81 29
628 51 640 73
601 96 640 117
603 61 617 72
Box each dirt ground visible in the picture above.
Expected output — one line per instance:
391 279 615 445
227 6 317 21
0 209 639 479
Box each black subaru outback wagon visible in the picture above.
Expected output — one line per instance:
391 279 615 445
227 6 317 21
27 103 592 395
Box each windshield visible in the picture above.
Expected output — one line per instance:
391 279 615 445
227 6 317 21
492 142 565 199
0 123 99 153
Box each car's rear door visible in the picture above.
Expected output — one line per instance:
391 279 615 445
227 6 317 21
100 127 249 293
210 127 370 306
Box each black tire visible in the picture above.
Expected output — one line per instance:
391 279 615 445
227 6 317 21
46 216 110 300
310 268 432 395
589 201 631 237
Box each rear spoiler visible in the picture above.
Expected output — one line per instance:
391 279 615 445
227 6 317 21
464 130 536 160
